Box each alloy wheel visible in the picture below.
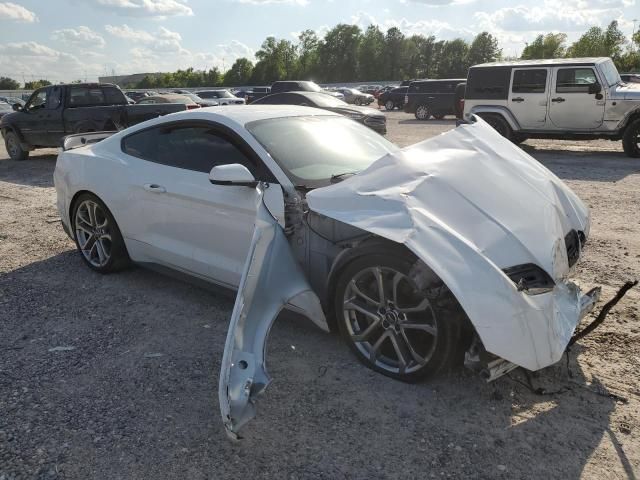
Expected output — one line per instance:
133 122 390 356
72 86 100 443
342 266 438 375
74 200 113 268
385 100 395 111
416 106 429 120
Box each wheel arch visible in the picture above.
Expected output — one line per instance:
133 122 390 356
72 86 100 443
467 106 520 131
619 107 640 132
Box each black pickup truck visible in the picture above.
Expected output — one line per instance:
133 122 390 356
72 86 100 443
1 83 186 160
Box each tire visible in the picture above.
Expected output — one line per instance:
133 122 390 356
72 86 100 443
433 114 446 120
385 100 395 111
622 118 640 158
334 252 466 382
415 105 431 121
71 193 130 273
4 131 29 161
477 113 514 142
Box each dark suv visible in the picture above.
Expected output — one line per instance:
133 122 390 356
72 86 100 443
404 79 466 120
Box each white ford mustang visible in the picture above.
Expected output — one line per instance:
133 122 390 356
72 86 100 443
54 106 600 438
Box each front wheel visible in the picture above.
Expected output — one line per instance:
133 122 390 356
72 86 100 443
415 105 430 121
334 253 465 382
72 193 130 273
4 131 29 161
622 118 640 157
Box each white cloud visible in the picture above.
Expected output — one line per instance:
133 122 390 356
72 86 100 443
0 2 37 22
90 0 193 17
350 11 472 39
105 24 156 42
235 0 309 4
51 26 106 48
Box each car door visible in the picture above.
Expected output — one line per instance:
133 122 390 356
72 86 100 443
120 121 282 287
18 88 49 145
549 66 605 130
44 85 64 145
508 68 550 129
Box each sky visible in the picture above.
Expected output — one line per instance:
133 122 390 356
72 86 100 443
0 0 638 83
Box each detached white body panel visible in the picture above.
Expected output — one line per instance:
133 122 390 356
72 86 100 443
307 120 590 371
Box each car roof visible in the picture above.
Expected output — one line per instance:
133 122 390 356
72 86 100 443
412 78 466 84
472 57 610 68
159 105 339 126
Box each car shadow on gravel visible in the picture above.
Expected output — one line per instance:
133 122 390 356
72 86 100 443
526 148 640 183
1 251 625 478
398 118 458 126
0 154 57 188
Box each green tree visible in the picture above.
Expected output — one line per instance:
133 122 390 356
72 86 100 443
358 25 386 81
0 77 20 89
24 79 52 89
384 27 405 80
467 32 501 65
521 33 567 59
251 36 296 83
318 24 362 82
567 21 625 59
224 58 253 86
436 39 469 77
297 29 320 79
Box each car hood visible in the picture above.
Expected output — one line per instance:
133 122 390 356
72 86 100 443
614 82 640 100
306 117 589 281
324 105 384 118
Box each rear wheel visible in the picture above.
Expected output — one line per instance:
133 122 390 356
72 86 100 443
477 113 514 142
72 193 130 273
385 100 395 111
4 131 29 161
622 118 640 157
415 105 430 121
334 252 465 382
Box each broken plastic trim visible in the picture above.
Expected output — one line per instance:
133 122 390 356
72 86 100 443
218 183 329 440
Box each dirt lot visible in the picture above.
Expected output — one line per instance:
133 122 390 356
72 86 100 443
1 111 639 480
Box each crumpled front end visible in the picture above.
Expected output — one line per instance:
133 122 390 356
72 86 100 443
307 118 594 372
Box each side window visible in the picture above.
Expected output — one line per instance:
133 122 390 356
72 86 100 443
102 87 126 104
466 67 511 100
512 69 547 93
122 125 255 174
47 87 62 109
26 89 47 110
556 68 597 93
69 87 89 107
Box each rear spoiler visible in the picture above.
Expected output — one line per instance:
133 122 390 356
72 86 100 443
61 131 116 152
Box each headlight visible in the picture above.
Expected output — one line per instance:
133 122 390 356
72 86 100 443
503 263 555 295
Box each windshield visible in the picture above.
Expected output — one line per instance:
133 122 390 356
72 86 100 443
600 59 621 87
302 92 348 108
247 116 399 188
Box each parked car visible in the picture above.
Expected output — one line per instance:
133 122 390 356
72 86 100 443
463 57 640 157
0 102 13 119
0 96 25 107
378 86 408 110
270 81 345 100
0 83 186 161
252 91 386 133
335 88 375 106
54 106 600 438
404 79 466 120
125 91 153 102
195 90 245 105
620 73 640 84
137 94 201 110
177 92 219 107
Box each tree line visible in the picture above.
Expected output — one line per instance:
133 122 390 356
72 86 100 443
0 20 638 91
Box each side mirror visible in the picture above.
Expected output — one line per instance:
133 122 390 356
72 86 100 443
12 103 23 112
588 82 602 95
209 163 258 188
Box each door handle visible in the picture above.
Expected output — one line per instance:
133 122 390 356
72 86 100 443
511 97 525 103
551 97 565 103
143 183 166 193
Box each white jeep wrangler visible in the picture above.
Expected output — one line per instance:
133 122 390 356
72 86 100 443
463 57 640 157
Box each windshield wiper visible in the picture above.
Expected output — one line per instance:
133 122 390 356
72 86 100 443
330 171 360 183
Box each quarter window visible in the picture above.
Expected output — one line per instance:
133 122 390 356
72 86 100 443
122 125 255 174
556 68 598 93
512 69 547 93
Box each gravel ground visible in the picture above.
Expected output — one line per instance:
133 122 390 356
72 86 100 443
1 110 639 479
